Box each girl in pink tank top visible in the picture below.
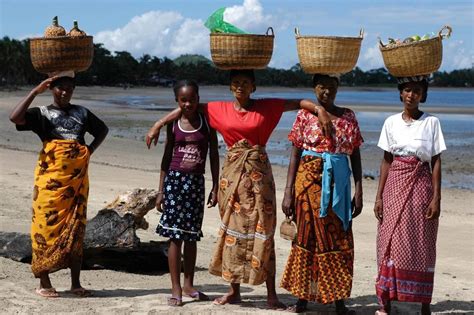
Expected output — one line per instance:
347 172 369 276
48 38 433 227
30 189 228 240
154 80 219 306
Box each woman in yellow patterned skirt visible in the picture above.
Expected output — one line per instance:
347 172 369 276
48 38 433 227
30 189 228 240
9 75 108 298
281 74 363 314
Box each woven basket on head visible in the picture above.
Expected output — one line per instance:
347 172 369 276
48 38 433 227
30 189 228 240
379 25 452 77
210 27 274 70
30 36 94 74
295 28 363 74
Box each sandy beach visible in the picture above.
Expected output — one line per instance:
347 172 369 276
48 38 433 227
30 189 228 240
0 86 473 314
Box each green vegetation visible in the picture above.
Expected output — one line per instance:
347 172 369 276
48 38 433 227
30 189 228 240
1 36 472 87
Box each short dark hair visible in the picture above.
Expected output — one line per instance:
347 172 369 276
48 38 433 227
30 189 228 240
312 74 339 87
229 69 255 83
173 80 199 99
50 76 75 89
398 80 429 103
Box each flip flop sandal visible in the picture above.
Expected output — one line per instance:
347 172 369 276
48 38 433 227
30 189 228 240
186 291 210 301
167 296 183 307
36 287 59 298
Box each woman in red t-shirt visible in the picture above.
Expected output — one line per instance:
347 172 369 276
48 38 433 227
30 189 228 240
146 70 332 309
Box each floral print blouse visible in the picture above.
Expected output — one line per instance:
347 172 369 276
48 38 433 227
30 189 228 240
288 108 363 155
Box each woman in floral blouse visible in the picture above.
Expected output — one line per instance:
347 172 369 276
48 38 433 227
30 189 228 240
280 74 363 314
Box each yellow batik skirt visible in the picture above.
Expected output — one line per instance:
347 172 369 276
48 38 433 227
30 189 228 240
30 140 90 277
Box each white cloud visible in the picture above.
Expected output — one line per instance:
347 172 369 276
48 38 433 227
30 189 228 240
95 10 208 58
443 39 473 70
170 19 209 57
359 41 385 71
93 0 273 60
224 0 272 32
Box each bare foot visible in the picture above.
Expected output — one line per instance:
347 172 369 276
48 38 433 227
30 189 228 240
287 300 307 313
68 287 92 297
184 290 210 301
213 293 242 305
267 298 286 310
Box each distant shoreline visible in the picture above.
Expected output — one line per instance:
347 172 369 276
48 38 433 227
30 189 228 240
3 85 473 115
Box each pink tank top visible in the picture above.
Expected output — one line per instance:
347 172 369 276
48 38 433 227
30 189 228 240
169 114 209 174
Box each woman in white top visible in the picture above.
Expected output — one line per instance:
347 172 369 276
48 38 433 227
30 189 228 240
373 76 446 315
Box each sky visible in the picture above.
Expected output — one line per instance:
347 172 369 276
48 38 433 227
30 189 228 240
1 0 472 71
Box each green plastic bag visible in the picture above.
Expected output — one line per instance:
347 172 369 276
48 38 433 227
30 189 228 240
204 8 247 34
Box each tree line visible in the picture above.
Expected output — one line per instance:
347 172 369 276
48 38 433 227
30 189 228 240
1 36 472 87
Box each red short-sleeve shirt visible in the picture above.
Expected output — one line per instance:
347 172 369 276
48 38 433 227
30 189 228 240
204 99 285 147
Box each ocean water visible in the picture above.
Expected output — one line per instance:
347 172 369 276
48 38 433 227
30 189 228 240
112 88 474 189
256 88 474 108
111 87 474 109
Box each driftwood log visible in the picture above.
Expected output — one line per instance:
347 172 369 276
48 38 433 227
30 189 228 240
0 189 168 273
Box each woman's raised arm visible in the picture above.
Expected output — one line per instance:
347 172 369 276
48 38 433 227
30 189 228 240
283 99 333 137
10 77 58 125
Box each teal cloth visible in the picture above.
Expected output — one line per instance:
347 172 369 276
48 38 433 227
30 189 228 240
301 150 352 231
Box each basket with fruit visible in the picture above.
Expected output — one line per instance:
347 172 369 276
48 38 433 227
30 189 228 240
379 25 452 77
30 17 93 74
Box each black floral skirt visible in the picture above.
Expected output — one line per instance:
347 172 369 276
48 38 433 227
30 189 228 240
156 170 205 241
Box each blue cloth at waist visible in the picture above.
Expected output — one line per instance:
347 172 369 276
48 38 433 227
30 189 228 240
301 150 352 231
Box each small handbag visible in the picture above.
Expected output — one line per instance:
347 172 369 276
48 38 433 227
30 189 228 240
279 216 297 241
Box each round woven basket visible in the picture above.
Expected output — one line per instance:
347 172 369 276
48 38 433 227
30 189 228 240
210 27 274 70
379 25 452 77
30 36 94 74
295 28 363 74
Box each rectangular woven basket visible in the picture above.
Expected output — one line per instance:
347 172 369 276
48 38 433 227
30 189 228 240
379 25 452 77
295 28 363 74
210 27 274 70
30 36 94 74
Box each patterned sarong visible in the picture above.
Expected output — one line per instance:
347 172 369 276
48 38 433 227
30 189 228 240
209 139 276 285
156 170 205 241
280 155 354 304
31 140 89 277
376 156 438 304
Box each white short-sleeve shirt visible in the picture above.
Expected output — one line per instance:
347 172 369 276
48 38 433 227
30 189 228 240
378 112 446 162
